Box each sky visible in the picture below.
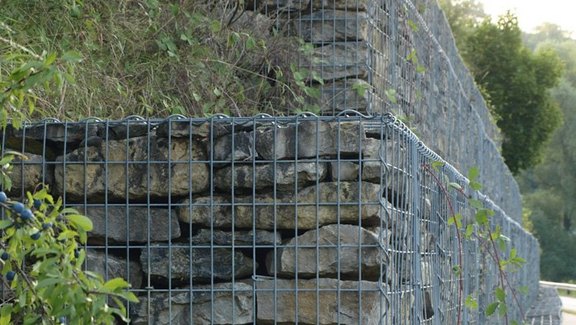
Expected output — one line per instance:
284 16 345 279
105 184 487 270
479 0 576 36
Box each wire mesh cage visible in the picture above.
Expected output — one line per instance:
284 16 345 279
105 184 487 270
0 0 538 324
0 113 538 324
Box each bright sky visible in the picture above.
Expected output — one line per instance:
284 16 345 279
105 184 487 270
479 0 576 36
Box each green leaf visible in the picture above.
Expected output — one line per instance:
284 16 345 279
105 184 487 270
475 209 490 225
385 88 397 104
448 213 463 228
468 166 480 182
469 181 482 191
36 277 63 289
518 286 529 295
66 214 93 231
0 304 11 325
431 161 444 171
448 182 462 191
0 220 13 230
465 224 474 239
495 287 506 302
452 265 461 276
61 51 83 63
486 301 499 316
104 277 131 291
465 294 478 310
498 303 507 316
469 199 483 209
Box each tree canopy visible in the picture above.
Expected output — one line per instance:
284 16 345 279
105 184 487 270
440 1 563 174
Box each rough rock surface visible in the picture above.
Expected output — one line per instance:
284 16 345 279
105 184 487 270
85 250 142 289
54 136 208 200
191 228 281 246
255 278 386 324
295 10 368 42
214 162 328 190
178 182 384 230
140 245 254 282
131 282 253 325
8 153 50 197
85 206 180 243
266 224 388 280
255 121 365 160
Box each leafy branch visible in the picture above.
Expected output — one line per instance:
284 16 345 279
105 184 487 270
423 162 526 324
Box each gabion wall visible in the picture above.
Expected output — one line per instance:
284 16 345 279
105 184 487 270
237 0 521 222
0 113 539 324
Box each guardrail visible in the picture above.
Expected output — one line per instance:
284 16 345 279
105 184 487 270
540 281 576 293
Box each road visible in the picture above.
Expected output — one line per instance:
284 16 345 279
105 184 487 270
560 296 576 324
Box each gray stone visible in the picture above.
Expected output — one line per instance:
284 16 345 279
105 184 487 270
84 207 180 243
156 120 210 138
54 136 208 200
311 0 370 10
7 153 50 197
308 42 368 81
9 123 98 144
295 10 368 42
316 79 371 115
266 224 388 280
214 161 328 190
178 182 385 230
130 282 253 325
255 121 365 160
330 161 359 181
213 131 255 162
250 0 309 12
255 278 386 324
191 228 282 246
85 249 142 289
140 245 254 282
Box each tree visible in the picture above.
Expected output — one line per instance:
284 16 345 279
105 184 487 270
438 0 487 49
461 14 563 173
516 33 576 281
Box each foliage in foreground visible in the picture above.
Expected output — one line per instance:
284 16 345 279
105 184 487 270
0 186 138 324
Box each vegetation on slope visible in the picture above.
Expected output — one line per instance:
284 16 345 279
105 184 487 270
0 1 316 120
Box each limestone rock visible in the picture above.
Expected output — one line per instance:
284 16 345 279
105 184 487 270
308 42 368 81
131 282 253 325
213 131 255 162
54 136 208 201
7 153 50 197
315 79 370 115
249 0 309 12
266 224 388 280
191 228 281 246
295 10 368 42
85 207 180 243
255 278 386 324
140 245 254 282
255 121 365 160
10 123 98 144
178 182 385 230
85 249 142 289
311 0 370 10
214 162 328 190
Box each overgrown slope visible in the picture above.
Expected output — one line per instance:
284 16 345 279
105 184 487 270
0 1 313 120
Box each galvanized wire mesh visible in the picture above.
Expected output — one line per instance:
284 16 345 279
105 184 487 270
203 0 520 221
0 112 538 324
